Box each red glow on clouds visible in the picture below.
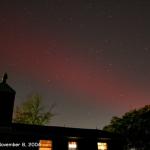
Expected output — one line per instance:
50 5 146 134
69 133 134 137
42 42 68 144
0 32 148 110
2 41 147 109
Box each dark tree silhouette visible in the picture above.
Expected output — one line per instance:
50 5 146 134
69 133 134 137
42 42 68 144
103 105 150 150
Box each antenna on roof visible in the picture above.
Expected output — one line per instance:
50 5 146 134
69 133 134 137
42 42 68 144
2 73 8 84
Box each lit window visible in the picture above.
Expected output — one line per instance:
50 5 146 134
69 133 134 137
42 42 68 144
39 140 52 150
68 141 77 150
97 142 108 150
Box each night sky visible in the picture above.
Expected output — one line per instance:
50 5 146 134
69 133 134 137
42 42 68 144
0 0 150 129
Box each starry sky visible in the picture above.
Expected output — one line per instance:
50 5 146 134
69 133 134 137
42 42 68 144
0 0 150 129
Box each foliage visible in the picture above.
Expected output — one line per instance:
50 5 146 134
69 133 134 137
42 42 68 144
103 105 150 150
13 93 55 125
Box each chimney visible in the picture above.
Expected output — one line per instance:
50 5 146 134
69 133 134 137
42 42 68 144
0 73 16 126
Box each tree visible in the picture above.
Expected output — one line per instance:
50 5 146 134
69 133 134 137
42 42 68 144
13 93 55 125
103 105 150 150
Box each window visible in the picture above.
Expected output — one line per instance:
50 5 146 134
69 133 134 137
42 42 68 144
39 140 52 150
97 142 108 150
68 141 77 150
